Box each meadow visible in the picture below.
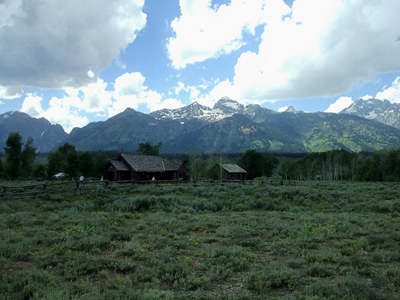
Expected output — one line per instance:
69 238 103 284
1 180 400 299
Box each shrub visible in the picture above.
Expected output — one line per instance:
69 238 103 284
306 262 335 278
245 263 299 293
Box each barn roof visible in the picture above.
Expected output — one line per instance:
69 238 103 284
219 163 247 174
119 153 185 172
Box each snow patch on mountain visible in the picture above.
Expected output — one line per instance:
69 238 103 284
150 97 244 122
340 98 400 129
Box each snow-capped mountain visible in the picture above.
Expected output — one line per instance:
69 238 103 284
150 101 211 121
150 96 245 122
340 98 400 130
282 106 300 113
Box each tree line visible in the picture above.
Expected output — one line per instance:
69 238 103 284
0 132 109 180
2 132 400 182
279 148 400 181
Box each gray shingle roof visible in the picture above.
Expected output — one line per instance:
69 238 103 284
219 164 247 174
110 160 130 171
120 154 185 172
163 158 187 171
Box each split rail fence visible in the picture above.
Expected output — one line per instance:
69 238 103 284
0 179 296 199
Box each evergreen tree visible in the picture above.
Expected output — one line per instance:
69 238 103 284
4 132 24 179
32 164 47 179
0 159 3 179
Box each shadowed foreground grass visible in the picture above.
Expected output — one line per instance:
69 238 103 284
1 180 400 299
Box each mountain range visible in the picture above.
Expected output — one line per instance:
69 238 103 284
1 96 400 153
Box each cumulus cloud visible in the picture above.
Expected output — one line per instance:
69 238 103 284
203 0 400 103
325 96 354 113
80 79 113 113
21 90 88 133
110 72 163 117
20 94 44 117
167 0 269 68
375 76 400 103
18 71 184 132
0 0 146 91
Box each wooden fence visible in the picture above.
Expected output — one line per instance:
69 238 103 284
0 179 296 198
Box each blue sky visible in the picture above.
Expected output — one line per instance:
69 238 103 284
1 0 400 132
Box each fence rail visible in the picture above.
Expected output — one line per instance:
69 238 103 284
0 179 296 198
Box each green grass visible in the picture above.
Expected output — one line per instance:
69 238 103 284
1 180 400 299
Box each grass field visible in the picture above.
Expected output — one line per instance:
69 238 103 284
1 180 400 299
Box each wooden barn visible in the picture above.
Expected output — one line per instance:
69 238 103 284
215 163 247 181
102 153 188 181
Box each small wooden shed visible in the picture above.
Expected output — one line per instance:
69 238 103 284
215 163 247 180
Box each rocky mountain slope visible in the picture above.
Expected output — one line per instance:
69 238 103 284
0 111 68 153
65 108 206 151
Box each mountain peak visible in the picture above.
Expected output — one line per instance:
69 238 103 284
340 97 400 129
281 106 298 113
213 97 244 114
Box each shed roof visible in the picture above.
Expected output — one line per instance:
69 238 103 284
219 163 247 174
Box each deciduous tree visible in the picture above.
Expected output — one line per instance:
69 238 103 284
79 151 93 177
237 150 278 180
237 149 266 180
137 142 162 156
47 150 64 179
21 137 36 178
93 152 109 178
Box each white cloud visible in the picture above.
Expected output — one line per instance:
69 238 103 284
42 97 89 133
150 98 184 112
167 0 269 68
81 79 112 112
18 71 180 132
278 106 289 112
0 0 146 91
174 82 186 95
110 72 163 117
360 95 373 101
20 79 113 133
375 76 400 103
20 93 44 117
0 85 22 99
209 0 400 103
325 96 353 113
20 91 88 133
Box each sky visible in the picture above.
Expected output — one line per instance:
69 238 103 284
1 0 400 133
